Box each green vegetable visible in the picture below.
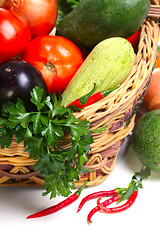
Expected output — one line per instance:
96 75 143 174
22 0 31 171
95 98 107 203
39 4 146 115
157 45 160 54
56 0 150 48
62 37 135 107
0 87 94 198
56 0 82 25
132 110 160 173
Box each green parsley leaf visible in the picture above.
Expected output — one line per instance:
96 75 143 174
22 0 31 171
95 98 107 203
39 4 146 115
0 87 93 198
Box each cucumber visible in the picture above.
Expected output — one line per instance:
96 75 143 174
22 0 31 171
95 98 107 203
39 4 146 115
56 0 150 48
61 37 135 107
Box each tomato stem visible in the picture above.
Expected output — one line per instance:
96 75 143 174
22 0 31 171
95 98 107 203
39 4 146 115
43 62 55 74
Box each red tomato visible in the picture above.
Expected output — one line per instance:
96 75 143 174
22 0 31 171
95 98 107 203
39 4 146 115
2 0 58 39
0 8 31 63
22 35 83 95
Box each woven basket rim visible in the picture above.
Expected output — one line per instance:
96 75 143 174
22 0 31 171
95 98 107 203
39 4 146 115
0 1 159 187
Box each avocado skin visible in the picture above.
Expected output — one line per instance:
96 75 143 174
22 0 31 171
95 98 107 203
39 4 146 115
56 0 150 48
132 110 160 173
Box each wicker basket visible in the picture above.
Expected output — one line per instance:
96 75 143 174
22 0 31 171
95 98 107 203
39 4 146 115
0 0 159 188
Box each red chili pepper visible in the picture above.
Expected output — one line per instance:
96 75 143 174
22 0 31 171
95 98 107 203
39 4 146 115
97 190 138 214
77 187 126 213
86 169 149 224
87 194 121 224
27 181 87 219
67 84 120 108
126 28 140 49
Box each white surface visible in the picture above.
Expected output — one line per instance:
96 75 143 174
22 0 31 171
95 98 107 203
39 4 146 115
0 135 160 240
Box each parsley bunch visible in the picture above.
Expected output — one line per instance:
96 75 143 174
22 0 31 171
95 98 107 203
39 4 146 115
0 87 93 198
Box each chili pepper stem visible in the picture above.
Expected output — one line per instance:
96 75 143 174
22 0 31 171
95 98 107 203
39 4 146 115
101 84 120 97
79 83 97 105
115 187 127 193
75 180 88 196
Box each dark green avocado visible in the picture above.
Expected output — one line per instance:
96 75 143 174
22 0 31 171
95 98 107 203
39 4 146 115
132 110 160 173
56 0 150 48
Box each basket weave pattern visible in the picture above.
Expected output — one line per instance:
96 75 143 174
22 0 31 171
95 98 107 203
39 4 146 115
0 0 159 187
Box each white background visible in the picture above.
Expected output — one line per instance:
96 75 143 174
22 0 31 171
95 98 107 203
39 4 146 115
0 17 159 240
0 135 159 240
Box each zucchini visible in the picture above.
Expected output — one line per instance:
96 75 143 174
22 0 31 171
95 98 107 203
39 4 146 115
61 37 135 107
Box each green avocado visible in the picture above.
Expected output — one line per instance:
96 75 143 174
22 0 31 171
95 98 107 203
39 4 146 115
56 0 150 48
132 110 160 173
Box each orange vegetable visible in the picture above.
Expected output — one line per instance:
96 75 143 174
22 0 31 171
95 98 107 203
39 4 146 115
155 52 160 69
142 68 160 111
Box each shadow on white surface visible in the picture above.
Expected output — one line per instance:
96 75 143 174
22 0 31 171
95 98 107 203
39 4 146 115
0 135 159 240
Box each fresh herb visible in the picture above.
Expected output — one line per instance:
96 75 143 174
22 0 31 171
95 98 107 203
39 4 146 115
57 0 82 25
0 86 93 198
